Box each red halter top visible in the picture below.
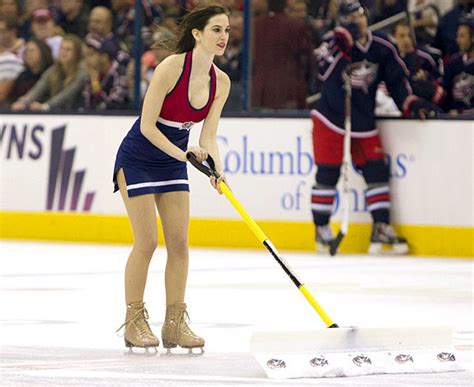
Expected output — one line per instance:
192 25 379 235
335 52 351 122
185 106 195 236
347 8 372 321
158 50 217 130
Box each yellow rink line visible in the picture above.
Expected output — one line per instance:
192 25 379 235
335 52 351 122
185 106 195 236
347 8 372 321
0 211 472 257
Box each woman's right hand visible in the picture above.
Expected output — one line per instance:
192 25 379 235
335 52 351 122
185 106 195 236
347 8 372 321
185 146 208 163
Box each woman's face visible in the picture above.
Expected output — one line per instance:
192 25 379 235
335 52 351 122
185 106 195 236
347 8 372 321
31 19 54 40
58 39 76 65
194 14 230 55
24 41 42 69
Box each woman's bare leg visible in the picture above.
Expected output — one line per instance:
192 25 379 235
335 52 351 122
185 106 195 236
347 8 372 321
117 169 158 304
154 191 190 305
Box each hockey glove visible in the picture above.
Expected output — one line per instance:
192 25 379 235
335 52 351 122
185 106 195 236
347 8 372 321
405 97 443 119
333 27 354 60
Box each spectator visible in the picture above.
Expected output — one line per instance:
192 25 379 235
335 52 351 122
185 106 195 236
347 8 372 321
30 9 64 58
89 5 113 37
392 20 445 105
11 34 87 111
18 0 50 40
56 0 90 38
0 16 25 57
0 17 24 108
433 0 474 61
252 0 314 109
88 6 121 56
82 33 129 110
409 0 440 46
443 16 474 116
8 38 54 105
0 0 22 19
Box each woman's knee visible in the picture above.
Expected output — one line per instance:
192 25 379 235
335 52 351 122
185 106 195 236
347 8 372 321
133 234 158 257
165 234 188 256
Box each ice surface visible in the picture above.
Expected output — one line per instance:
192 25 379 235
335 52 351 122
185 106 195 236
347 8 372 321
0 241 472 386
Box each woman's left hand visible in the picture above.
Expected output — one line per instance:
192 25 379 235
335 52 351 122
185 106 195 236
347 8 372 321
210 173 227 195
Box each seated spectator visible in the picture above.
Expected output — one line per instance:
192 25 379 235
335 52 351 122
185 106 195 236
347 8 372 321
18 0 50 40
8 38 54 104
409 0 440 46
0 16 24 108
433 0 473 61
443 17 474 116
0 0 22 20
0 16 25 57
56 0 90 38
88 6 122 57
392 20 445 105
30 9 64 58
11 34 87 111
82 33 129 110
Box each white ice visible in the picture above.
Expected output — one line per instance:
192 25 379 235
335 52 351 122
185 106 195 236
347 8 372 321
0 240 472 386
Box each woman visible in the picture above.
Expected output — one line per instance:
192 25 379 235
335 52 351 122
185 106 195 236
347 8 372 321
114 5 231 354
8 38 53 105
11 34 87 111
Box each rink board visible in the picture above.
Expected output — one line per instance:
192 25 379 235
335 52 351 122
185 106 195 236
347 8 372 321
0 114 473 257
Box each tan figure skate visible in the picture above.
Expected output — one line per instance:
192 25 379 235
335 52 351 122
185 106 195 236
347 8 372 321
161 302 205 355
116 301 159 354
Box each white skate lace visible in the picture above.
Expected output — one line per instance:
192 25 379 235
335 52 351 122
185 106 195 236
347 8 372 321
116 306 155 339
181 310 199 338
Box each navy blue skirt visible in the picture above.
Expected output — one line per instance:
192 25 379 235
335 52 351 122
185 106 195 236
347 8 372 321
113 118 190 197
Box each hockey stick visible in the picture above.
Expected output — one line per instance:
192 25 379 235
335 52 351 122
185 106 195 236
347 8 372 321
187 152 338 328
329 70 352 256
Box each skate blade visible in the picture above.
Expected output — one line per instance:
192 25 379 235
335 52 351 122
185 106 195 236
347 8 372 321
368 242 409 255
124 346 158 356
161 346 205 357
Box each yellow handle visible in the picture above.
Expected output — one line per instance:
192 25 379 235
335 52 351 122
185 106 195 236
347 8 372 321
299 285 335 327
219 181 268 243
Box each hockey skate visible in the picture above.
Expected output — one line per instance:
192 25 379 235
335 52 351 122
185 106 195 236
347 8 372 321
116 301 159 355
316 225 335 253
161 302 205 355
368 222 409 255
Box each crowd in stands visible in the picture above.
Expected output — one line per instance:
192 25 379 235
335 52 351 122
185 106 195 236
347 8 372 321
0 0 472 114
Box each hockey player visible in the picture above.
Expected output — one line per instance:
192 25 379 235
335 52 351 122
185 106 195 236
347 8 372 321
443 15 474 116
310 1 441 254
392 20 445 106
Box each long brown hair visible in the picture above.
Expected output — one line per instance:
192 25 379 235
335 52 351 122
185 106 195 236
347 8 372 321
49 34 83 96
26 38 54 74
153 5 230 54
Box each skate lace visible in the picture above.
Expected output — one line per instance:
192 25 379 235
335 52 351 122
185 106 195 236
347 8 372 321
181 310 198 338
116 306 154 339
